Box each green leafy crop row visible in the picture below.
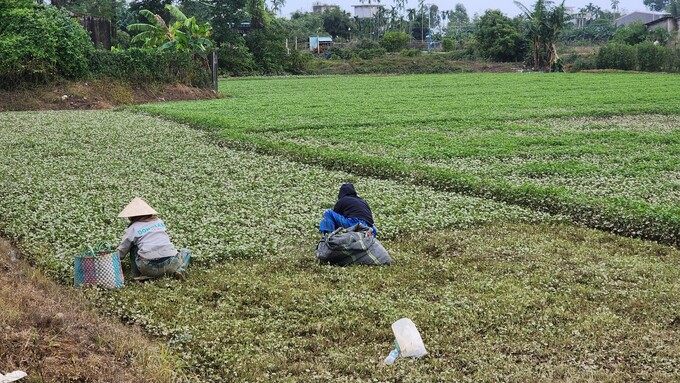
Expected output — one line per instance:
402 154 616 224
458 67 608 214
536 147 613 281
137 73 680 246
0 110 549 282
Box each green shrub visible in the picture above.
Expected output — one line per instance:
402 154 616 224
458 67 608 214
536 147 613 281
87 48 212 87
612 22 648 45
246 25 308 75
563 51 579 65
399 48 421 57
0 0 32 15
325 41 386 60
0 6 93 88
636 41 668 72
612 22 671 47
348 39 386 59
666 48 680 72
441 38 456 52
570 55 596 72
112 30 131 49
356 39 380 50
218 40 256 76
474 10 526 62
444 49 475 61
328 46 356 60
597 44 637 70
647 28 671 45
357 47 386 59
380 31 410 52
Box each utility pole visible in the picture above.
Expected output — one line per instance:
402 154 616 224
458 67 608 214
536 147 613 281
421 8 424 41
427 3 431 51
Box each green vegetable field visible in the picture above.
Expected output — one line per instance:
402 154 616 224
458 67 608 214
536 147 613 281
2 73 680 381
139 73 680 245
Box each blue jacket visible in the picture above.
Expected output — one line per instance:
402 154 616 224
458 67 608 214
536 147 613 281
333 183 374 227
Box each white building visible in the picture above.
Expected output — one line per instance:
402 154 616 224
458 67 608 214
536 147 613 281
353 4 383 19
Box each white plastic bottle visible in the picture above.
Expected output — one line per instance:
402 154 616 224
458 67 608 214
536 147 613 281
384 349 399 365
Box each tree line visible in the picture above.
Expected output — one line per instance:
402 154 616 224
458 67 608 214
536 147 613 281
3 0 680 82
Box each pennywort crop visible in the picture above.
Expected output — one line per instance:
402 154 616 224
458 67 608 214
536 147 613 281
0 110 550 281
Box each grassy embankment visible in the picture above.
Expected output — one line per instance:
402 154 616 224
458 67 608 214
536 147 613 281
0 80 219 112
1 108 680 381
0 238 185 382
137 73 680 246
303 52 520 75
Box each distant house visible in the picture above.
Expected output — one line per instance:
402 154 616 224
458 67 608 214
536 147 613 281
564 7 578 24
312 2 339 14
615 11 669 27
564 6 596 27
353 4 383 19
309 36 333 52
645 15 679 35
237 21 251 36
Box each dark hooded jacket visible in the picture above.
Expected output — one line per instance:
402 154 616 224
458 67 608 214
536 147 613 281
333 183 374 227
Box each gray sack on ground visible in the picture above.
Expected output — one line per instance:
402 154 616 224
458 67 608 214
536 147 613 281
316 223 392 266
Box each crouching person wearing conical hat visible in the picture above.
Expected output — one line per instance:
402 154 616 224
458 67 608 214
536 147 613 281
117 197 191 281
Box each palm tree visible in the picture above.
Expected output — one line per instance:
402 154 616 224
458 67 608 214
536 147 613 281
269 0 285 16
581 2 603 22
418 0 425 41
610 0 620 21
393 0 406 31
407 7 415 37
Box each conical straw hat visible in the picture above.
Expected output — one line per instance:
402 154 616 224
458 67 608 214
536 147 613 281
118 197 158 218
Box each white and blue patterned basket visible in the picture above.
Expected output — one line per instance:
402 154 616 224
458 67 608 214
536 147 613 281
74 242 124 288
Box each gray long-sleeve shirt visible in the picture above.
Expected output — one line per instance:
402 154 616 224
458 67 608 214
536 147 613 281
117 218 177 260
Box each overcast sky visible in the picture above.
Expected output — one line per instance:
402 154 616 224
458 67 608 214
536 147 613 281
279 0 649 19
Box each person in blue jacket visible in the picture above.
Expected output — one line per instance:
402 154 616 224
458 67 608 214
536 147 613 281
319 183 378 236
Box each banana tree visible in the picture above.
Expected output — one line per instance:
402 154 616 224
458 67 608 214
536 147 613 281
128 4 212 52
515 0 566 71
165 4 213 52
127 9 170 48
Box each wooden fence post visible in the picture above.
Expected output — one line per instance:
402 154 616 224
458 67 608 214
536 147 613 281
211 51 218 92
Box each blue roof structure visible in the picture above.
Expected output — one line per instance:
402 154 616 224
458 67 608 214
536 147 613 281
309 36 333 50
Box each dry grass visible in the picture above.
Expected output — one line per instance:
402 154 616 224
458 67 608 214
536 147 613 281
0 80 220 112
0 238 187 382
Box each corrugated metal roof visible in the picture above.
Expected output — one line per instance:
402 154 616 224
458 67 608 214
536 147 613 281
309 36 333 42
309 36 333 50
615 11 671 27
615 11 669 22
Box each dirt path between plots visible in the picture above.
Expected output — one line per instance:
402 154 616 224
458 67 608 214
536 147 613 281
0 238 180 382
